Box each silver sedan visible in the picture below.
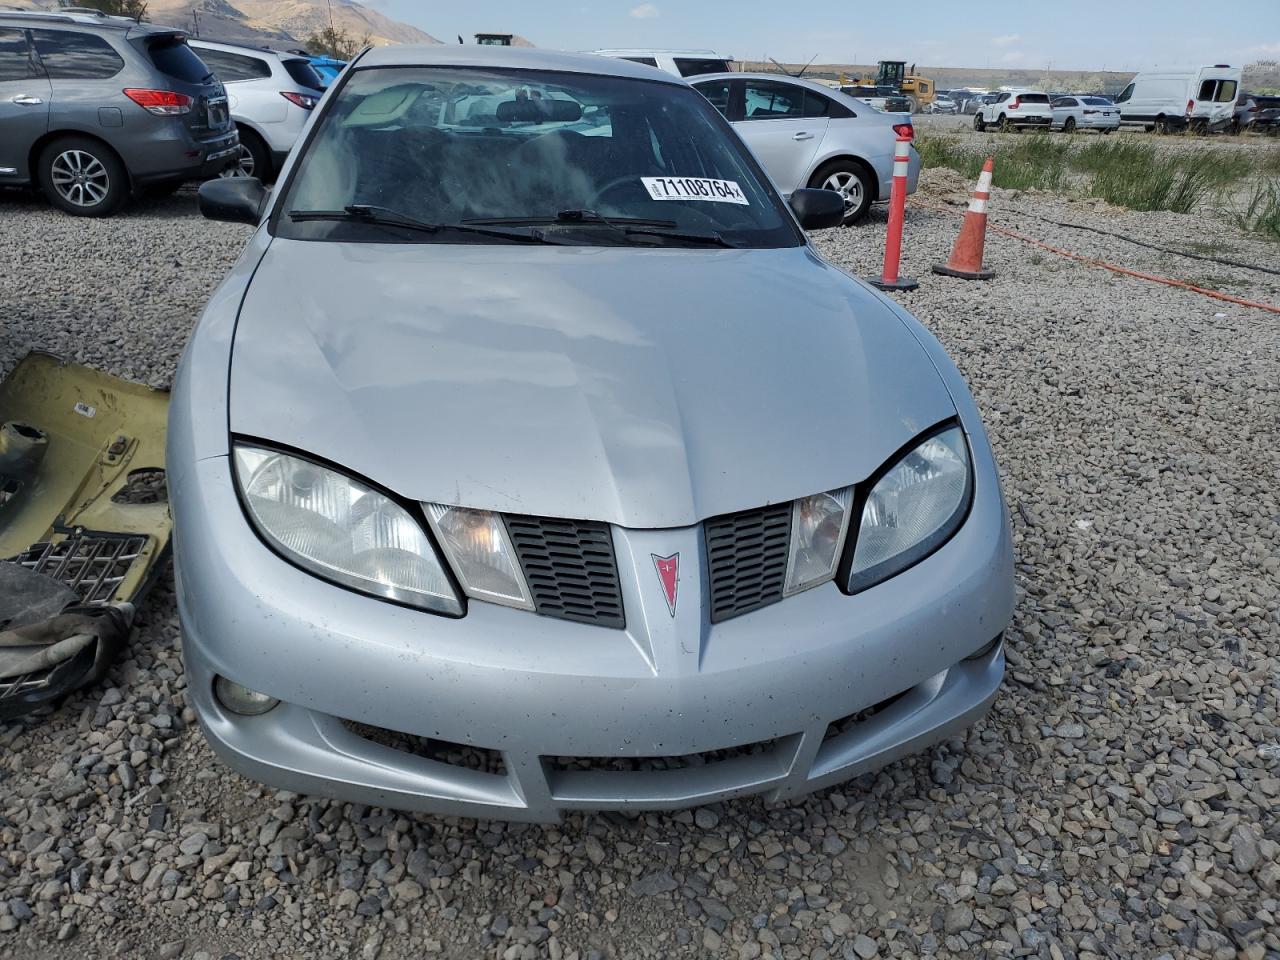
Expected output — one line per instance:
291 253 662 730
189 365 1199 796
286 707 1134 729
1052 95 1120 133
172 45 1013 822
691 73 919 225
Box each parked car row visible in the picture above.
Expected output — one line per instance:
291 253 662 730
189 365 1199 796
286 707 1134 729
969 66 1262 136
0 8 343 216
593 53 921 226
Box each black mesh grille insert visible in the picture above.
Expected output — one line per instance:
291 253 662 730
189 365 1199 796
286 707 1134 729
705 503 791 623
505 516 625 629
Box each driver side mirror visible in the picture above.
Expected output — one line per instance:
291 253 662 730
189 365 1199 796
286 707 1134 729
198 177 268 225
789 188 845 230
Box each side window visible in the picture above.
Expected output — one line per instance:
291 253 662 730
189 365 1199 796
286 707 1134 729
30 29 124 80
673 58 729 77
998 93 1010 102
693 79 732 118
1197 79 1215 101
743 80 803 119
622 56 658 68
0 27 37 82
1116 83 1133 103
1215 80 1237 103
801 90 831 118
199 49 271 82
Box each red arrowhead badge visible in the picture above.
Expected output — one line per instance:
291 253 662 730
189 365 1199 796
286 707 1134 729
651 553 679 616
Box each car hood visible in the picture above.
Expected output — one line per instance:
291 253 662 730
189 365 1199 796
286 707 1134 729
229 239 956 528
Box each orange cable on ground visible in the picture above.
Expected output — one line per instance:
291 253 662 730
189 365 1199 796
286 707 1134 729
915 200 1280 315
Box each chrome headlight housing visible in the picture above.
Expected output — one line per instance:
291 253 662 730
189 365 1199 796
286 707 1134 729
233 443 463 615
844 424 972 593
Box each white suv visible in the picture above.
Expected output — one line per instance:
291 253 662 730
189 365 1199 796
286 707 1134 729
189 39 324 181
591 49 732 78
974 89 1053 132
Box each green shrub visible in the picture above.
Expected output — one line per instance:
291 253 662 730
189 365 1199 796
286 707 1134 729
1227 179 1280 240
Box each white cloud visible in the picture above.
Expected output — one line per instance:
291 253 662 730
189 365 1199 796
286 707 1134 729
991 34 1020 48
1000 51 1025 63
1248 41 1280 55
629 3 660 18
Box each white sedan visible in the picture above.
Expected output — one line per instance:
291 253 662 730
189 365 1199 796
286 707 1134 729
691 73 919 225
1051 95 1120 133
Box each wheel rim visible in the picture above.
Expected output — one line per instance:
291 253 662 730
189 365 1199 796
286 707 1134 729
822 171 863 214
219 143 255 179
50 150 109 207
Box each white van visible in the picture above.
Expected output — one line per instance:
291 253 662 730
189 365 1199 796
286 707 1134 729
1116 65 1242 133
591 49 733 78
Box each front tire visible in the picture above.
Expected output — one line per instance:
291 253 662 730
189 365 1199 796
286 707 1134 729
38 136 128 217
974 113 986 131
810 159 874 226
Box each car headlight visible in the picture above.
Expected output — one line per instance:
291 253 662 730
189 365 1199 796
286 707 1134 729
784 488 853 595
233 444 462 615
845 424 972 593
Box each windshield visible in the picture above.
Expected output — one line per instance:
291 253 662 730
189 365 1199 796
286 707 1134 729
276 66 800 248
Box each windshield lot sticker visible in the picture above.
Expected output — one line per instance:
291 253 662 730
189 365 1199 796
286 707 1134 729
642 177 749 205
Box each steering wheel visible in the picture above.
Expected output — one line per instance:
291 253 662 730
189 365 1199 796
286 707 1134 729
588 175 648 208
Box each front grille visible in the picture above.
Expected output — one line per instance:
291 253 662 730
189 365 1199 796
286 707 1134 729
705 503 791 623
9 534 146 605
505 515 625 628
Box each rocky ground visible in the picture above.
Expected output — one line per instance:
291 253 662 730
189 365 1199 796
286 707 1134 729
0 153 1277 960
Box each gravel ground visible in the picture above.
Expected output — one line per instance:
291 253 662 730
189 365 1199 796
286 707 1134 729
1 155 1278 960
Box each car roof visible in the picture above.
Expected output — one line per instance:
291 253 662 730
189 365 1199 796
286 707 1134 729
693 72 848 95
189 37 304 61
0 8 177 36
355 44 686 84
591 48 727 57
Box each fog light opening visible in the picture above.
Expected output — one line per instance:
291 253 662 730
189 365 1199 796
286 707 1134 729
214 676 280 716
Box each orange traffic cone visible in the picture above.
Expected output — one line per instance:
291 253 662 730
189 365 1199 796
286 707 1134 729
933 157 995 280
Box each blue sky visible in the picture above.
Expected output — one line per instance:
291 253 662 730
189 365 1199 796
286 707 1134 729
367 0 1280 72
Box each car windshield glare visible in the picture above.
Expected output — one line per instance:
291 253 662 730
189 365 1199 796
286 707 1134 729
278 66 800 248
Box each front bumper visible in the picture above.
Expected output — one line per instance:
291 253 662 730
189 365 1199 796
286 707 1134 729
175 448 1013 822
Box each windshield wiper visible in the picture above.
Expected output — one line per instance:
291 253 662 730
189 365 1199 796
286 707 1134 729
466 210 679 230
288 205 560 243
620 227 739 248
464 210 737 248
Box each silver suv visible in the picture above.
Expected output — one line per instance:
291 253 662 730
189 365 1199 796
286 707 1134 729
0 9 237 216
190 39 324 182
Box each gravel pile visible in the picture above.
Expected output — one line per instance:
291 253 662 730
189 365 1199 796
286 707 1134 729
1 169 1277 960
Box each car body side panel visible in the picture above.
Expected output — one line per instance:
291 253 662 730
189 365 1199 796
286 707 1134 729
0 74 50 181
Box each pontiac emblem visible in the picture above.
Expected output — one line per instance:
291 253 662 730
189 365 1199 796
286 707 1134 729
651 553 679 616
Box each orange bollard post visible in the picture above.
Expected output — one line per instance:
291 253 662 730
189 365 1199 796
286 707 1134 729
933 157 996 280
867 132 917 292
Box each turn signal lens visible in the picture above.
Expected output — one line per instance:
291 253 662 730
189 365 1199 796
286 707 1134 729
425 505 533 610
783 488 852 596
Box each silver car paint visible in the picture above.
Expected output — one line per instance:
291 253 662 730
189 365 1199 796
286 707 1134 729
170 45 1014 820
228 241 955 527
692 73 920 203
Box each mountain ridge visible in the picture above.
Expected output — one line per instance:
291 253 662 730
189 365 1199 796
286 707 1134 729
6 0 440 47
